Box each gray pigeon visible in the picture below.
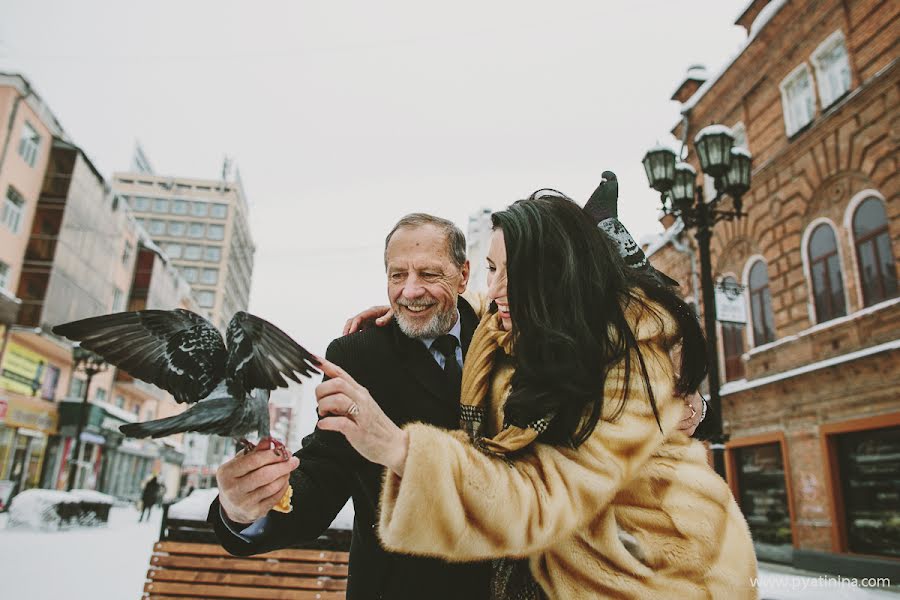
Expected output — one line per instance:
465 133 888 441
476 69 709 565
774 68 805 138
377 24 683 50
52 309 320 458
583 171 680 288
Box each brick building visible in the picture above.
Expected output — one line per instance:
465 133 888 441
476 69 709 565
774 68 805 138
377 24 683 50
644 0 898 577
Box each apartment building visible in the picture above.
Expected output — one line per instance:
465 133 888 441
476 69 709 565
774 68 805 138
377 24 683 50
644 0 897 578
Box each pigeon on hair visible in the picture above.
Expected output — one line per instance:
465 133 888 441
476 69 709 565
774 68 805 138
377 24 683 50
53 309 320 459
583 170 680 287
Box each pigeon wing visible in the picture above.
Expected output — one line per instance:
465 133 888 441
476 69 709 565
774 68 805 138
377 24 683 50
225 311 320 396
53 309 227 403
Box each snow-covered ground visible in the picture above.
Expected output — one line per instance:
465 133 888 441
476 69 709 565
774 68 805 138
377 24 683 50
0 504 161 600
1 504 897 599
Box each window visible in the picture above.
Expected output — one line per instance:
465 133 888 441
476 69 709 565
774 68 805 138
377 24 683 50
721 276 746 381
171 199 188 215
780 64 816 136
112 287 125 311
808 224 847 322
69 377 85 399
204 246 221 262
207 224 224 240
168 221 186 236
748 261 776 346
812 31 852 108
188 222 205 238
148 219 166 235
201 268 218 284
2 186 25 233
152 198 169 213
184 245 202 260
731 442 793 552
834 425 900 557
17 121 41 167
165 243 182 259
191 201 208 217
132 196 151 211
182 267 198 282
95 388 107 403
211 203 228 219
197 290 215 308
0 261 9 289
853 198 897 306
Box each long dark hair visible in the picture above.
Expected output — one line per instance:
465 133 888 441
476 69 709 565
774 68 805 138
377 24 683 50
492 194 707 447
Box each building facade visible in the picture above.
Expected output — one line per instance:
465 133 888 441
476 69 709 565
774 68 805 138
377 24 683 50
110 172 255 332
645 0 898 577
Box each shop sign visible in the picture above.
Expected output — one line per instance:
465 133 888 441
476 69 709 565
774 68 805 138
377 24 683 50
0 394 58 434
0 341 61 400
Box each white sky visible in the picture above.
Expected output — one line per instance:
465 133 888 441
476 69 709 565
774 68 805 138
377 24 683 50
1 0 748 356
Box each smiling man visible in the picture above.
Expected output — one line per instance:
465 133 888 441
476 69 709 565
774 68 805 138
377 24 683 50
208 213 492 600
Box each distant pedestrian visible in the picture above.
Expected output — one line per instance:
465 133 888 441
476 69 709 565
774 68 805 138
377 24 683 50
139 475 160 522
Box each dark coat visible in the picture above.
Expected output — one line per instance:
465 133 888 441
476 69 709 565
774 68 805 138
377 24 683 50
208 297 491 600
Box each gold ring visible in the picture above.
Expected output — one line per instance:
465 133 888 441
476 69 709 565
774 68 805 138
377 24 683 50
347 403 360 417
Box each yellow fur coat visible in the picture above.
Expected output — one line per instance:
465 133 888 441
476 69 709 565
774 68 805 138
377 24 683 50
378 298 759 599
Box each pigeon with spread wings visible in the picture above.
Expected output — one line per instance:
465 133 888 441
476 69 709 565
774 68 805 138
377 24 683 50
52 309 320 461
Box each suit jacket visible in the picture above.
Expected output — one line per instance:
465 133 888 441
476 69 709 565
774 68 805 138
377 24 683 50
208 297 491 600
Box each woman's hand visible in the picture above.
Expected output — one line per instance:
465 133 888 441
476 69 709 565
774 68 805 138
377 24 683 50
316 357 409 476
342 305 394 335
677 392 705 437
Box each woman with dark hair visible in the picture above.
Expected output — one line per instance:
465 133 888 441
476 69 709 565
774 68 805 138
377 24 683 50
318 192 757 599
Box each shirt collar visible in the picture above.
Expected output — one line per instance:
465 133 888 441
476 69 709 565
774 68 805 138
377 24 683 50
420 309 462 349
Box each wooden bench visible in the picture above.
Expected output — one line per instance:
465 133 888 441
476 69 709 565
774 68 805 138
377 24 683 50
143 541 350 599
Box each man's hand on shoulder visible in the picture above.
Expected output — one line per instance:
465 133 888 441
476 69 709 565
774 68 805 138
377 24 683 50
216 449 300 524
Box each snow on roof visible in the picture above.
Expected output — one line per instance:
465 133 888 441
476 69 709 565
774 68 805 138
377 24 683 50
721 338 900 396
644 218 686 258
731 146 752 158
681 0 789 113
93 400 138 423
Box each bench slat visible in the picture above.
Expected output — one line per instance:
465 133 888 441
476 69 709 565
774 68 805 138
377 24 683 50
144 581 346 599
154 541 349 563
150 554 349 577
146 568 347 591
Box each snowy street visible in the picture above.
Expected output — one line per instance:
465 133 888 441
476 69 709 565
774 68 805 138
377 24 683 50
0 504 897 600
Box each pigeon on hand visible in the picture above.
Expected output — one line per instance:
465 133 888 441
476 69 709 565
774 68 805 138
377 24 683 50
584 171 680 288
52 309 320 461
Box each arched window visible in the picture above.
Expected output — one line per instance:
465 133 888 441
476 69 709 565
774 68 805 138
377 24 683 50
720 276 746 381
809 224 847 322
749 261 776 346
853 197 897 306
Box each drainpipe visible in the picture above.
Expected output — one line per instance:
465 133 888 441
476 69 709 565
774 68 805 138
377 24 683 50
671 225 700 306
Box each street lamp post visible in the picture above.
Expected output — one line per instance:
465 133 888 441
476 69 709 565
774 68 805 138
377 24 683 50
66 345 107 491
642 125 752 478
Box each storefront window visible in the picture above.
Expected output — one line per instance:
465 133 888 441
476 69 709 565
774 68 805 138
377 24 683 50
733 442 793 561
836 426 900 557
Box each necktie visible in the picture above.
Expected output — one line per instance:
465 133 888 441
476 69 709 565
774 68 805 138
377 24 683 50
431 334 462 398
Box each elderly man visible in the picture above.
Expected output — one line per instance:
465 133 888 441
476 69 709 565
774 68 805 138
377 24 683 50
209 214 493 600
208 211 706 600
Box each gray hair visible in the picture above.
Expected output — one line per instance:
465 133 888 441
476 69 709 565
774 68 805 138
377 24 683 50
384 213 467 269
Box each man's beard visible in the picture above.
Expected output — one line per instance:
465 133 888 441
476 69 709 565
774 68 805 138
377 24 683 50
395 298 457 339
